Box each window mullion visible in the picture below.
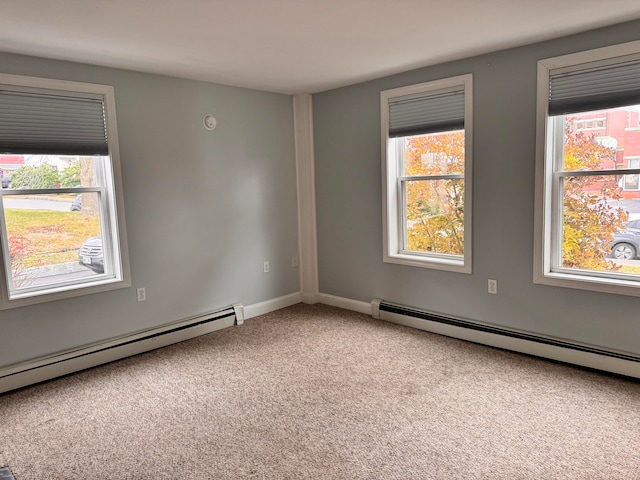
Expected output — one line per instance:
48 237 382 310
398 174 464 181
0 186 103 197
558 169 640 177
550 116 565 272
0 202 11 300
396 139 406 251
400 179 407 251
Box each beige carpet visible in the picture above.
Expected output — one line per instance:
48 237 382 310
1 303 639 479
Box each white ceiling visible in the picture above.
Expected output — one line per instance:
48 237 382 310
2 0 640 95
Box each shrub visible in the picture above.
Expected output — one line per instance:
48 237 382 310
11 164 60 189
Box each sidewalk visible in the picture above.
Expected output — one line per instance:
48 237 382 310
20 261 95 287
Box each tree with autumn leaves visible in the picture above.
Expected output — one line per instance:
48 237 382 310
403 122 626 269
561 122 626 271
404 131 465 255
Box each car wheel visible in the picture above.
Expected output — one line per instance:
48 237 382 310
612 243 637 260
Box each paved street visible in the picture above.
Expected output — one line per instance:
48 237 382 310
3 197 73 211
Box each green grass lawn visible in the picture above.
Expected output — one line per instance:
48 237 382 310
6 209 100 267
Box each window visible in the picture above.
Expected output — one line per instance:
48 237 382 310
381 74 472 272
624 158 640 191
575 118 605 130
534 40 640 295
0 74 130 309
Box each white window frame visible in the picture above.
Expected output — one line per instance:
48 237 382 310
0 73 130 309
534 40 640 296
381 74 473 273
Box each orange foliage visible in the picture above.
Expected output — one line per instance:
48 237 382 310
562 121 626 270
404 131 465 255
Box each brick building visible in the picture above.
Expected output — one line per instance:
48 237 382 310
572 107 640 198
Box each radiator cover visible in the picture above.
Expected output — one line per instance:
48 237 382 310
0 305 240 394
372 299 640 379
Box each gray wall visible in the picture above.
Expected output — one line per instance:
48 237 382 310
0 53 299 367
313 20 640 355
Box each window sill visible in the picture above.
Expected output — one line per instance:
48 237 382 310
384 252 471 273
534 270 640 297
1 276 130 310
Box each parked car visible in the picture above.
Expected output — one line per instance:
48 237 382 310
70 194 82 211
1 174 10 189
610 220 640 260
79 236 104 274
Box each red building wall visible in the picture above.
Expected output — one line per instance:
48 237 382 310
572 108 640 199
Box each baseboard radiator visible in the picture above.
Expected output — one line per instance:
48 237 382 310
371 299 640 379
0 304 244 394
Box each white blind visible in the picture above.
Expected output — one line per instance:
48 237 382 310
549 59 640 116
388 88 465 138
0 89 108 155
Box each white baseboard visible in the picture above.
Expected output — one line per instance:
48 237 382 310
245 292 370 318
301 293 319 305
9 291 630 395
318 293 372 315
243 292 302 319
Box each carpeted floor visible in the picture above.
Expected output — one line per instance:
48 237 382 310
1 303 639 479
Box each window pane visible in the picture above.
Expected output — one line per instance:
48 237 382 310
404 179 464 255
560 107 640 172
3 192 103 291
559 174 640 273
5 155 101 189
558 105 640 275
403 130 464 176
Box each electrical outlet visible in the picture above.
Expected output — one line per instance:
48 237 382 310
292 255 299 267
137 287 146 302
488 279 498 295
263 261 270 273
